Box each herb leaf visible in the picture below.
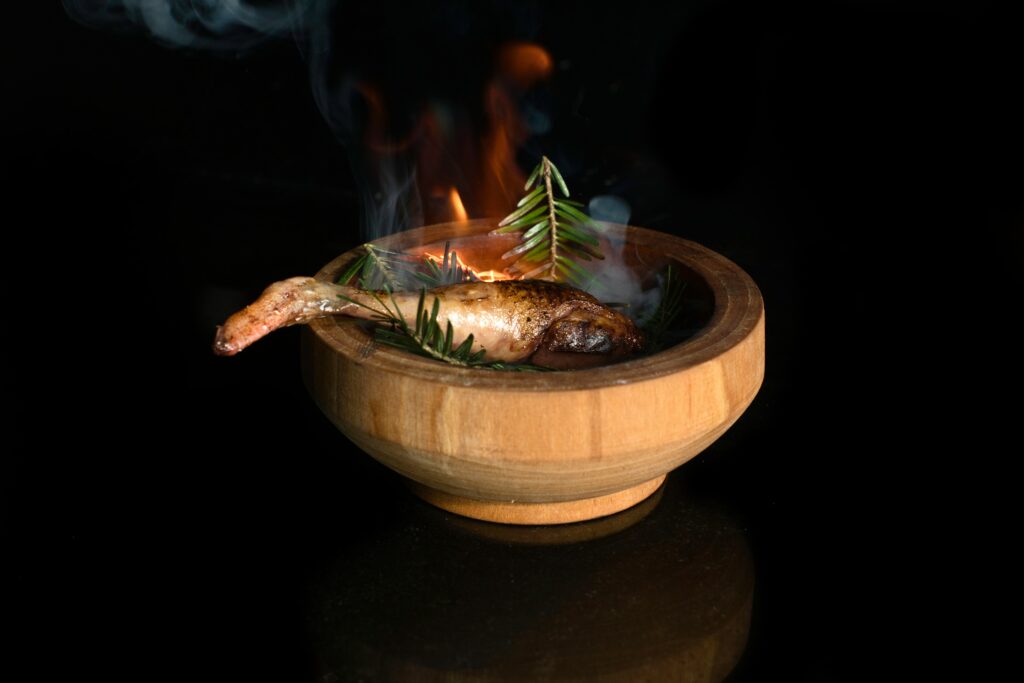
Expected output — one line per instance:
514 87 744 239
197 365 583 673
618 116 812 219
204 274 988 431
492 156 605 285
339 287 550 371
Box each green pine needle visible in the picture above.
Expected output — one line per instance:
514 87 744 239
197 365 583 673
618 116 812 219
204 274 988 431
493 156 604 284
640 264 687 352
336 241 475 290
338 288 550 371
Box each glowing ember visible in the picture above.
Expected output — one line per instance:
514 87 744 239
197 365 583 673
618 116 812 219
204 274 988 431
448 188 469 222
422 251 513 282
472 269 514 282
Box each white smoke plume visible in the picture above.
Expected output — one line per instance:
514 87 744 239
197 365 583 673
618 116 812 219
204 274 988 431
62 0 316 50
62 1 422 237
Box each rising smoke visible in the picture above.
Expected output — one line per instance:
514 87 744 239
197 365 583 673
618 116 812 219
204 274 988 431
62 0 315 50
62 0 428 238
62 0 642 301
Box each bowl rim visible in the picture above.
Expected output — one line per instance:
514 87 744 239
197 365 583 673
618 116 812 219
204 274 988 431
309 219 764 392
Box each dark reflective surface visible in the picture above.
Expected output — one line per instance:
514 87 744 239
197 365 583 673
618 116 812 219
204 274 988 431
11 3 1021 682
308 480 752 682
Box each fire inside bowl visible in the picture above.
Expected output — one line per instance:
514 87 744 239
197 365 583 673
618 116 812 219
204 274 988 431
301 219 764 525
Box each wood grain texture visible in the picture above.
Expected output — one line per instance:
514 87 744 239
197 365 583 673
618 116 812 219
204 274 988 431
302 220 765 524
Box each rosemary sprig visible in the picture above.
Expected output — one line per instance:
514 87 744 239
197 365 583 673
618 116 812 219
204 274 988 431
640 264 687 352
336 243 417 290
374 291 486 366
414 242 475 288
338 288 549 371
337 241 475 290
492 156 604 287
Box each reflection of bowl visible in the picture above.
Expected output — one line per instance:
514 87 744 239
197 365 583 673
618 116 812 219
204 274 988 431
302 219 764 524
308 478 754 681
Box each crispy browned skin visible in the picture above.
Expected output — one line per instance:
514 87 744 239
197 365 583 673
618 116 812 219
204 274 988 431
213 277 643 363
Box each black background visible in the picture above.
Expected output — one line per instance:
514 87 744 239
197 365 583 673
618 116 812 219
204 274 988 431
8 1 1021 680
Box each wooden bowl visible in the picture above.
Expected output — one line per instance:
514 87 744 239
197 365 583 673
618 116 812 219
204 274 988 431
301 219 764 524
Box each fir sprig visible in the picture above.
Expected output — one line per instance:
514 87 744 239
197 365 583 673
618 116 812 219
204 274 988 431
416 242 475 288
336 243 417 290
337 242 475 290
492 156 604 287
640 264 687 352
338 288 549 371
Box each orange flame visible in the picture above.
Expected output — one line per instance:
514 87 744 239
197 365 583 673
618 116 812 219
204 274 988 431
498 43 554 89
479 43 553 217
356 42 552 226
471 269 514 283
481 83 527 217
422 250 513 282
448 187 468 222
356 83 425 155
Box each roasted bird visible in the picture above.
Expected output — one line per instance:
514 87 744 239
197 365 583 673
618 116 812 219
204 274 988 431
213 277 644 366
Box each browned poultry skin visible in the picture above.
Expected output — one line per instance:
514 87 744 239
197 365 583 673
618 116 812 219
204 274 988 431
213 277 644 364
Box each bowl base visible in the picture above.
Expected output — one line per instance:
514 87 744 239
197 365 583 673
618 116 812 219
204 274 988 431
408 475 667 525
